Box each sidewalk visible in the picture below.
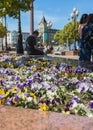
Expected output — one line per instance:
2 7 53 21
47 54 79 60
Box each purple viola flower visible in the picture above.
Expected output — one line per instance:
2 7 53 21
14 95 19 102
0 94 5 100
90 78 93 83
76 80 80 86
58 78 63 83
15 76 20 81
68 100 78 108
23 82 28 87
5 98 13 105
39 100 44 104
90 101 93 109
37 73 40 77
52 99 55 104
56 98 60 103
5 68 11 75
73 96 80 102
81 86 85 92
45 100 50 105
28 79 33 84
68 101 74 107
0 79 3 85
17 83 23 90
66 82 72 86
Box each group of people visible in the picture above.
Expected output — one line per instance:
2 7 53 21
78 13 93 65
26 30 54 55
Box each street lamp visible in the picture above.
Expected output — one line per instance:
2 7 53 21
70 7 79 50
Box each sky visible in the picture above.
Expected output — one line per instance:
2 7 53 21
5 0 93 33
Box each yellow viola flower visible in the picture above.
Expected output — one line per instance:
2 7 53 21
71 73 75 77
18 91 23 95
0 100 2 105
14 68 19 71
24 87 27 92
42 62 47 65
12 86 17 93
21 75 25 80
64 73 69 77
30 92 36 99
20 67 24 71
39 103 47 111
41 67 44 69
62 111 70 115
27 61 31 64
0 77 2 80
7 64 13 68
22 95 27 100
5 91 10 97
0 99 5 105
32 67 37 71
0 89 5 95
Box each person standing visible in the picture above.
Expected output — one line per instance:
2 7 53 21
82 14 93 63
78 14 89 64
26 30 44 55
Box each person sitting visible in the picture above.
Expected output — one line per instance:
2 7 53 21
26 30 44 55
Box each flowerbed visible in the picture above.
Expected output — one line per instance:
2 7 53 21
0 54 93 117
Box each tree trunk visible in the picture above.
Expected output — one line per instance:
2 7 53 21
16 10 24 54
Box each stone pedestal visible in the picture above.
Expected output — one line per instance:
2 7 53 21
0 106 93 130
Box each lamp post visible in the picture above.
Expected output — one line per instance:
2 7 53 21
16 9 24 54
70 7 79 50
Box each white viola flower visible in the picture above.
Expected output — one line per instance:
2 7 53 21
41 81 51 90
77 103 86 110
86 111 93 117
43 74 51 80
89 84 93 93
26 97 33 102
31 82 42 89
33 98 37 104
46 90 57 99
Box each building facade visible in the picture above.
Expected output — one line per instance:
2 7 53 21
5 31 29 47
38 16 59 45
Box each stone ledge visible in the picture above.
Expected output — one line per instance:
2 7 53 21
0 106 93 130
0 51 9 53
64 50 78 56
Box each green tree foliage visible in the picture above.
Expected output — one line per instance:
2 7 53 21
54 21 79 45
0 22 7 38
0 0 34 18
